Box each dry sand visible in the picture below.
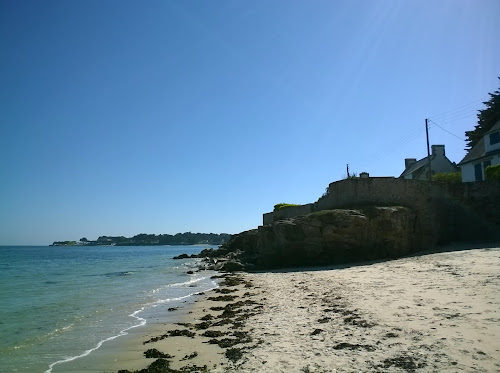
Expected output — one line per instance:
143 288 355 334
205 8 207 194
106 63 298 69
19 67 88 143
63 244 500 372
236 244 500 372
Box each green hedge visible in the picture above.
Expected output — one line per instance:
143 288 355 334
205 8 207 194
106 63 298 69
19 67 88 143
274 203 300 211
485 164 500 181
432 172 462 183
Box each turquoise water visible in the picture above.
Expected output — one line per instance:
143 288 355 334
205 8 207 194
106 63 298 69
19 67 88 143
0 245 218 372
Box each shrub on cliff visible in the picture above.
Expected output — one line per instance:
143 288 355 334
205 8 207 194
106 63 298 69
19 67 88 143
274 203 300 211
485 164 500 181
432 172 461 183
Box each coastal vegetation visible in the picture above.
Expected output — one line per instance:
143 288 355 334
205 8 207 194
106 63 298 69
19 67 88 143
273 203 300 211
432 172 462 183
50 232 231 246
51 240 78 246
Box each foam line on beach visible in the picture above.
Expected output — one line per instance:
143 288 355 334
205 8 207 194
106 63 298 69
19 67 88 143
154 283 218 305
150 275 211 294
44 307 147 373
45 279 218 373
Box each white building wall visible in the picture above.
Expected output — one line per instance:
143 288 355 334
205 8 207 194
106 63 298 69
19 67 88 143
492 154 500 167
460 163 476 182
430 156 457 174
460 154 500 182
484 129 500 153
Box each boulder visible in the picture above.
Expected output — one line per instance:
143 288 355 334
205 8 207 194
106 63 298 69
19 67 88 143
220 259 245 272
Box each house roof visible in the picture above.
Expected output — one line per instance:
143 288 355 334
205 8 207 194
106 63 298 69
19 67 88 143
459 121 500 165
399 157 428 178
459 137 485 165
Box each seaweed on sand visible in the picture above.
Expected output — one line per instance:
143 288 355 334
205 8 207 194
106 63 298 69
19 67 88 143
219 276 252 288
214 288 237 294
206 331 252 348
144 349 174 359
201 330 227 338
332 342 375 351
379 354 426 371
180 351 198 360
118 358 209 373
207 295 238 302
193 321 211 330
225 348 243 362
144 329 196 344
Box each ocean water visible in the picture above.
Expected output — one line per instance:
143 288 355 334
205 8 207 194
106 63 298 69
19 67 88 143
0 245 219 372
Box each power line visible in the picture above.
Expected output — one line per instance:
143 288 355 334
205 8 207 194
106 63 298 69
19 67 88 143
428 119 464 141
427 97 487 121
428 107 478 123
350 124 425 170
428 112 476 128
348 98 485 171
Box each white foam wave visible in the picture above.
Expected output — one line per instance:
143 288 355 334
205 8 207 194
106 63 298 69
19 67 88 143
45 277 218 372
150 275 208 294
154 284 218 305
44 309 146 373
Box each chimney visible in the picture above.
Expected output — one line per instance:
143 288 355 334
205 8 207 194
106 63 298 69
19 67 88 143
432 145 445 156
405 158 417 169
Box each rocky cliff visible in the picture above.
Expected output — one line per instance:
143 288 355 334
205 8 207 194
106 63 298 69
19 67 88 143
201 206 419 270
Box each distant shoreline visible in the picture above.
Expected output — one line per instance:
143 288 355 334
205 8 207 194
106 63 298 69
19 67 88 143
48 242 223 247
50 232 231 247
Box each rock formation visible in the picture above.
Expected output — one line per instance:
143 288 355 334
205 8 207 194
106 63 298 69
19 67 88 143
198 206 419 270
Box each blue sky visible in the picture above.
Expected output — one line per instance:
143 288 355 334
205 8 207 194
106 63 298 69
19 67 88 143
1 0 499 245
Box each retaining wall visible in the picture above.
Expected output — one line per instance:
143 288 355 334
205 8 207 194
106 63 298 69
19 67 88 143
263 178 500 247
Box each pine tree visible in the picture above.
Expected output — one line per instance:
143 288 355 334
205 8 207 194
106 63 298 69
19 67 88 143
465 78 500 149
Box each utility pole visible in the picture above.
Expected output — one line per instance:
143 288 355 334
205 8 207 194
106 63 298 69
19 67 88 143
346 164 350 178
425 118 432 180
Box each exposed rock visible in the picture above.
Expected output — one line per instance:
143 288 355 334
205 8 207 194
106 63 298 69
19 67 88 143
220 260 245 272
173 253 201 260
256 207 417 268
199 206 418 270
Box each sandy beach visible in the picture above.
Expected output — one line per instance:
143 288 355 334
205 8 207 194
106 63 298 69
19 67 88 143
63 244 500 372
238 245 500 372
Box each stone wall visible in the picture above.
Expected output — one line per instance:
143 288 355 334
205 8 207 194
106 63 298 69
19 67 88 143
263 203 313 226
263 178 500 247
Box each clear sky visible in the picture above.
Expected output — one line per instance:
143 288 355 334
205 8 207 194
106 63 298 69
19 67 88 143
1 0 499 245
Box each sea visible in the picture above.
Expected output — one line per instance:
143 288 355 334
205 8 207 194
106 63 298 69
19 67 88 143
0 245 219 372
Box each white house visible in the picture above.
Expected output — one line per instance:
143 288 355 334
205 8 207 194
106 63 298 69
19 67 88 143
458 121 500 182
400 144 458 180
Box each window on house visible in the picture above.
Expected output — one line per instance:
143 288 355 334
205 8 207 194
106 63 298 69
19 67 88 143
490 131 500 145
474 163 483 181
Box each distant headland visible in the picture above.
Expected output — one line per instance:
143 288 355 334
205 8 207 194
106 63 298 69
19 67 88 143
50 232 231 247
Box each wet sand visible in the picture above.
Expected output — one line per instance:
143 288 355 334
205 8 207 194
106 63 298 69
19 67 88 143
100 274 263 372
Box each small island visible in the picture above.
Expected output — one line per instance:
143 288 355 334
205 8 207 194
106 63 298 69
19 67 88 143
50 232 231 247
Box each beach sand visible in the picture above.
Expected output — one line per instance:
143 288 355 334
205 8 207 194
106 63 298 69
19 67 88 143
101 274 264 373
61 244 500 372
236 244 500 372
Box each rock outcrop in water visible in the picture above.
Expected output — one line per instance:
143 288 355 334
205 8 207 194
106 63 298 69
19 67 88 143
197 206 418 270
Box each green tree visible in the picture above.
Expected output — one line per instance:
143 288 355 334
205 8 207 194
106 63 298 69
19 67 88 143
465 78 500 149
